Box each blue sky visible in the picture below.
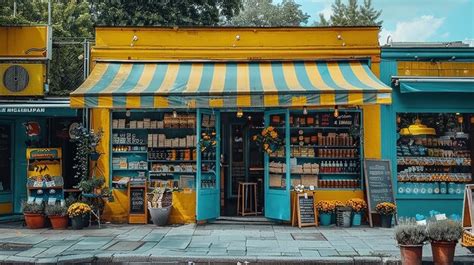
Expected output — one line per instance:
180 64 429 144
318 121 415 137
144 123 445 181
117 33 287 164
278 0 474 45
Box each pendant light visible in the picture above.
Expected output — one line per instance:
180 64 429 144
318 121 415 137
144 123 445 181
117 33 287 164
236 108 243 118
333 105 339 118
400 118 436 136
303 106 308 115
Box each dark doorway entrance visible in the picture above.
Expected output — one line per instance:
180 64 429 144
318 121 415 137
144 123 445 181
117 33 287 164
220 112 265 217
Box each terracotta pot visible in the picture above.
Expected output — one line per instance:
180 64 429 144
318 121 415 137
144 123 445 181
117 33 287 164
431 240 457 265
49 215 68 230
24 213 45 229
399 244 423 265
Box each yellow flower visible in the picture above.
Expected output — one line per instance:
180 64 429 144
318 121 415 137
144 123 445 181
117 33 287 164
263 143 269 150
270 131 277 139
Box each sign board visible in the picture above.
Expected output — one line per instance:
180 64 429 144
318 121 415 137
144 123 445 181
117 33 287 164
292 192 318 228
128 183 148 224
364 159 395 227
462 184 474 228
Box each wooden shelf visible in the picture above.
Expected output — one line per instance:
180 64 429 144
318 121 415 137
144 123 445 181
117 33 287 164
148 160 195 163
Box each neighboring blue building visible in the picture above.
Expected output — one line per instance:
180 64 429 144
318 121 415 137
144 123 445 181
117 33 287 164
380 42 474 218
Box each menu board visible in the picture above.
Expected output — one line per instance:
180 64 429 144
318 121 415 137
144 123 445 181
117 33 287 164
294 193 317 228
364 159 395 226
462 184 474 228
130 187 145 214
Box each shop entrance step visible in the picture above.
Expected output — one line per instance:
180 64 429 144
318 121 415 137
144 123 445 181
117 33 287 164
215 216 275 225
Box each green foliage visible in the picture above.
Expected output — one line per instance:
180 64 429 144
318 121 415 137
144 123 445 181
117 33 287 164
427 220 463 242
22 202 44 214
229 0 309 26
395 219 427 246
45 203 68 216
91 0 241 26
77 176 105 194
70 124 104 180
317 0 382 26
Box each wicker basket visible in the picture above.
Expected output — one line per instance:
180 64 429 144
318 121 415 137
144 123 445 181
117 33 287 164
461 229 474 247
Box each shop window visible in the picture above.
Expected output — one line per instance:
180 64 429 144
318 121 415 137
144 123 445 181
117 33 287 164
0 124 12 192
396 113 473 196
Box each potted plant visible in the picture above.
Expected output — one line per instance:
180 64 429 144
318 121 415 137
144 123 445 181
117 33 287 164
332 200 346 224
148 187 173 226
252 126 284 154
346 198 367 226
427 219 463 265
376 202 397 228
67 202 91 230
395 219 427 265
22 202 45 229
316 200 335 226
45 204 68 230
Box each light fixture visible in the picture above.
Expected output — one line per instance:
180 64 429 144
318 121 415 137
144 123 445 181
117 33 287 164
172 110 177 118
400 118 436 136
303 106 308 115
247 115 252 121
333 105 339 118
236 108 243 118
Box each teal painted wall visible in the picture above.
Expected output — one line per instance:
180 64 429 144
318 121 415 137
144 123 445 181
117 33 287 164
380 48 474 218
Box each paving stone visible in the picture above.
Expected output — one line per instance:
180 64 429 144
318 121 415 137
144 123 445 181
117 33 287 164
112 253 151 262
142 233 165 242
155 237 190 250
300 250 321 257
5 255 36 263
106 241 144 251
227 250 246 256
35 245 71 258
134 242 158 253
338 250 359 256
281 252 302 257
57 253 94 264
35 257 59 264
318 249 340 257
188 241 211 248
247 239 278 248
15 247 47 257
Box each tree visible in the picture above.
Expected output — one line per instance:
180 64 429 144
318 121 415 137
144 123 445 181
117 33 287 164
229 0 309 27
317 0 382 26
91 0 242 26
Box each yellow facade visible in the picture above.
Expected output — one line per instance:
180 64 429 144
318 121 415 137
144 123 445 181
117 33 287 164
398 61 474 77
0 26 47 96
89 27 384 223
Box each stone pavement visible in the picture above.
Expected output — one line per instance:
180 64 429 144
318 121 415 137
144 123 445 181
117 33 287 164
0 222 472 264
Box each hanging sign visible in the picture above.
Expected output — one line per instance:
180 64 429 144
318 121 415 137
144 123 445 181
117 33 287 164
364 159 395 227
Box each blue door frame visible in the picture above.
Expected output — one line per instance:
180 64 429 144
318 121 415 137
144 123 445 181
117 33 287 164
264 109 291 221
196 109 221 221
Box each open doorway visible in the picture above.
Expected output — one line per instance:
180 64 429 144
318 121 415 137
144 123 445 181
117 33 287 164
220 112 265 217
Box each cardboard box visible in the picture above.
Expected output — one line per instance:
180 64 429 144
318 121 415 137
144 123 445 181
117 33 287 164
172 138 179 147
157 121 164 129
301 175 318 187
165 139 172 147
158 134 165 147
179 138 186 147
118 119 126 129
153 134 158 148
112 119 118 129
144 118 151 129
129 120 137 129
137 121 144 128
150 120 157 129
148 134 153 147
270 174 282 187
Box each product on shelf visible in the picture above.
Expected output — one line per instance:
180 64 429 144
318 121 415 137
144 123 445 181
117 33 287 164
150 163 196 173
148 149 196 161
397 182 464 195
318 179 359 189
112 133 146 145
320 160 359 173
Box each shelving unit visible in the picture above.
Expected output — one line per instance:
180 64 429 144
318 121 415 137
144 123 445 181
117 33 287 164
111 111 197 190
396 114 473 198
267 110 363 191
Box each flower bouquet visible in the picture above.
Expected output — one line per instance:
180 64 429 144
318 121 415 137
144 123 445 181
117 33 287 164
67 202 92 230
376 202 397 228
252 126 284 154
199 131 217 152
316 200 336 226
346 198 367 226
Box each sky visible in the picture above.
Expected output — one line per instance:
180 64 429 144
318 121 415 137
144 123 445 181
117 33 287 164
278 0 474 45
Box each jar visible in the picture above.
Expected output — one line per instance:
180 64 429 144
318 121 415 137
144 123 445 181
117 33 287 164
433 182 440 194
440 182 447 194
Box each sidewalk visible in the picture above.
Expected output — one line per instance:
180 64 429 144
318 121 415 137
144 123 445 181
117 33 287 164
0 222 471 264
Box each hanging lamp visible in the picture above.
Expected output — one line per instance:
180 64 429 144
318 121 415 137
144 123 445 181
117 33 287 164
400 118 436 136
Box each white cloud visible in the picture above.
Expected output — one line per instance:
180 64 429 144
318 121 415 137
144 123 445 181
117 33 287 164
379 15 445 45
319 3 332 20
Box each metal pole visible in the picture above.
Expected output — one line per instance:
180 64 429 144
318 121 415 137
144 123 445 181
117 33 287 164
13 1 17 17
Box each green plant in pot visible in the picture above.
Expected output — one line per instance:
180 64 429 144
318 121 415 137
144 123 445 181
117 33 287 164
395 219 427 265
22 202 45 229
147 187 173 226
427 219 463 265
45 203 68 230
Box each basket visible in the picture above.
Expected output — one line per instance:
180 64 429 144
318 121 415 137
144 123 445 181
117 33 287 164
461 229 474 247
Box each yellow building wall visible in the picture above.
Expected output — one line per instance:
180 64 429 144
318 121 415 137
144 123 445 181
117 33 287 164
398 61 474 77
0 203 12 214
0 26 47 57
88 26 385 224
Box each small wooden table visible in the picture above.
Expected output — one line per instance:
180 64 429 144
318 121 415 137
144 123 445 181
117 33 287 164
237 182 258 216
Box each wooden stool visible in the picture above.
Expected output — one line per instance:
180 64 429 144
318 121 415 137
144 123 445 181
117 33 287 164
237 182 258 216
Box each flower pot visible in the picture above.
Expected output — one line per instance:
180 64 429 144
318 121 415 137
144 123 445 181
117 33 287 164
431 241 457 265
380 214 393 228
24 213 45 229
149 206 171 226
71 216 85 230
320 213 332 226
352 212 362 226
399 244 423 265
331 213 336 224
83 212 90 227
49 215 68 230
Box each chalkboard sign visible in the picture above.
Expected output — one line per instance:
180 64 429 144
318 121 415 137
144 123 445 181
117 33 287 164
130 188 145 214
293 193 318 228
128 182 148 224
462 184 474 228
364 159 395 227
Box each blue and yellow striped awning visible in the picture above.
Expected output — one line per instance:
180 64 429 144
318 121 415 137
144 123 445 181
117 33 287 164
70 61 391 108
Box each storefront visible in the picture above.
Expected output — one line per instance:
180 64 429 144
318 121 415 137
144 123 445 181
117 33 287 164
71 27 392 224
380 44 474 218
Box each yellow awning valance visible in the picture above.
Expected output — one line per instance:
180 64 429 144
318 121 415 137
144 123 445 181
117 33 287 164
70 61 391 108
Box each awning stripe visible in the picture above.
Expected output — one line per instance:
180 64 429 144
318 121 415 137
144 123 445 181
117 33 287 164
71 61 392 108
